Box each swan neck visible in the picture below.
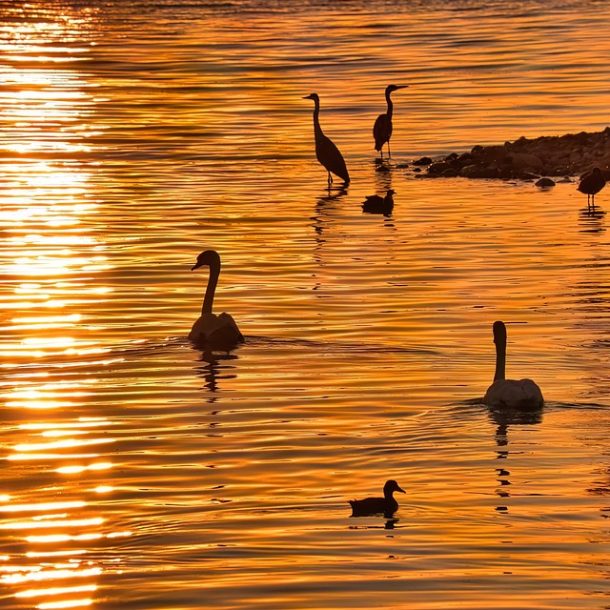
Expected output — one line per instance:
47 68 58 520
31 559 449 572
385 90 394 118
202 260 220 315
494 336 506 381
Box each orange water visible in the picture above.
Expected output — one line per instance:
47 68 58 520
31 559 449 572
2 2 610 609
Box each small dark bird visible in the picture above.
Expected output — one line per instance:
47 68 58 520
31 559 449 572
349 480 406 517
189 250 244 350
483 321 543 411
578 167 606 209
362 189 395 215
373 84 408 159
303 93 350 186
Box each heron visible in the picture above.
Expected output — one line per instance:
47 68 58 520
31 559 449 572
373 84 407 159
303 93 350 186
578 167 606 210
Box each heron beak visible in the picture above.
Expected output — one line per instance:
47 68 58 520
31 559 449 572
395 85 408 90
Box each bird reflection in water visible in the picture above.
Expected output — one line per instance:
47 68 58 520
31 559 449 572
194 350 239 397
488 404 543 513
579 206 606 233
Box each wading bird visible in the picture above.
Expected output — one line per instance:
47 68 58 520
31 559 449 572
578 167 606 209
303 93 350 186
483 321 543 410
362 189 395 215
373 84 407 159
189 250 244 349
349 480 406 517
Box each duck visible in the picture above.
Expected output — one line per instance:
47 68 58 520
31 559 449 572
578 167 606 209
362 189 395 215
349 479 405 517
188 250 244 349
483 321 543 410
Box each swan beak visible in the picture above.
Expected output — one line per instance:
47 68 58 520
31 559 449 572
191 262 202 271
397 485 406 494
302 94 313 99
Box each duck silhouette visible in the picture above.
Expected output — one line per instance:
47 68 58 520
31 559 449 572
362 189 395 215
349 480 405 517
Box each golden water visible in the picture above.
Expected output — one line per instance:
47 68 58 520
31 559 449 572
2 1 610 608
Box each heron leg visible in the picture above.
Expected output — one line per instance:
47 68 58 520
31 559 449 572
387 140 392 159
327 171 333 186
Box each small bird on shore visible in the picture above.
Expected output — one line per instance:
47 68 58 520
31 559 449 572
578 167 606 209
303 93 350 186
362 189 395 215
483 321 543 411
373 84 407 159
349 480 406 517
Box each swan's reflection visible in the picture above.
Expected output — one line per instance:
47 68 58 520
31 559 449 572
488 405 543 512
194 350 239 398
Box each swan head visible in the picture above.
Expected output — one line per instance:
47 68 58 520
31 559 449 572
303 93 319 102
384 480 406 495
191 249 221 271
386 84 407 94
492 320 507 345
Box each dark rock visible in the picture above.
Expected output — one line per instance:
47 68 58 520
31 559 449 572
413 156 433 166
395 163 410 168
413 167 421 173
428 161 451 175
535 177 556 188
460 164 499 179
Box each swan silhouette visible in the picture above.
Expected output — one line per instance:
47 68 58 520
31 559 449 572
303 93 350 186
483 321 543 410
362 189 395 215
373 84 407 159
188 250 244 349
349 480 405 517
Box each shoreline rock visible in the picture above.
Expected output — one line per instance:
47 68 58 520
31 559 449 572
415 127 610 180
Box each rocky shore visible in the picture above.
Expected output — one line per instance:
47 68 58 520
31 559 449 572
412 127 610 181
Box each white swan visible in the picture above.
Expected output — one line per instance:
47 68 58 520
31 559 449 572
188 250 244 349
483 320 543 410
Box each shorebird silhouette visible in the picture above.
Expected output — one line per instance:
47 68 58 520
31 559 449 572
578 167 606 210
188 250 244 349
303 93 350 186
373 84 407 159
483 321 543 410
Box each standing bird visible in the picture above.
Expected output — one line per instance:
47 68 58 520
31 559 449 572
349 480 406 517
189 250 244 349
362 189 395 215
578 167 606 209
303 93 350 186
483 321 543 410
373 84 408 159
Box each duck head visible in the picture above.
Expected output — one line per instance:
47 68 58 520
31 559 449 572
384 479 406 496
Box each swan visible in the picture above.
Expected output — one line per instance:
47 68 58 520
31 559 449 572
483 321 543 410
349 480 406 517
373 84 407 159
188 250 244 349
362 189 395 214
303 93 350 186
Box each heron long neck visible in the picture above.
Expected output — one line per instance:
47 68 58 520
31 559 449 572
494 336 506 381
202 260 220 315
312 99 323 138
385 90 394 118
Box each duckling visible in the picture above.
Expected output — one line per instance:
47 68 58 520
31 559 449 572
349 479 405 517
362 189 395 215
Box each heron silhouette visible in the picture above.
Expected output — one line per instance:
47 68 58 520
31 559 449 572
303 93 350 186
373 84 407 159
578 167 606 210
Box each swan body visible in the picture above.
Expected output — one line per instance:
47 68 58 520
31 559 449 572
188 250 244 349
349 479 405 517
303 93 350 185
362 189 395 214
373 84 407 159
578 167 606 208
483 321 543 410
